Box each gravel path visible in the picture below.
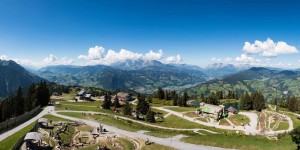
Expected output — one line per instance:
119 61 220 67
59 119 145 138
56 110 218 134
0 106 224 150
155 107 261 135
52 108 224 150
0 106 52 141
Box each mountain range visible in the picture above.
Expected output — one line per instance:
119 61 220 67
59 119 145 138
186 67 300 101
35 59 208 93
0 60 43 98
3 58 297 101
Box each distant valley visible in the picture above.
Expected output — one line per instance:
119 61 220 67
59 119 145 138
187 67 300 101
35 59 209 93
3 58 299 101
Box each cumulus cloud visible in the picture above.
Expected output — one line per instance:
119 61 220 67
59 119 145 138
79 46 182 65
211 57 232 63
144 50 163 60
166 55 182 64
224 57 233 63
43 54 57 63
78 46 105 60
235 54 260 65
243 38 298 57
211 57 221 62
0 54 8 60
43 54 73 66
1 54 74 68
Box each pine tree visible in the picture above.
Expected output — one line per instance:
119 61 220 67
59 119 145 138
25 83 36 111
279 95 287 108
200 92 205 102
243 92 252 110
173 92 178 106
36 81 50 106
15 87 24 115
239 93 245 110
146 95 153 103
122 101 132 116
136 94 150 115
288 96 298 112
146 110 156 123
157 87 165 100
177 97 183 106
253 92 264 111
113 95 121 108
209 92 219 105
182 91 188 107
102 94 111 109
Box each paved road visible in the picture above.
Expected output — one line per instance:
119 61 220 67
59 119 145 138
0 106 52 141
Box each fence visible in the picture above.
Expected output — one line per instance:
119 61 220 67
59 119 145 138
0 106 41 131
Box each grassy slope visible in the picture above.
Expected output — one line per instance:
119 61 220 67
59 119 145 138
58 109 298 150
182 133 295 150
0 122 36 150
164 107 196 112
227 114 250 126
0 115 72 150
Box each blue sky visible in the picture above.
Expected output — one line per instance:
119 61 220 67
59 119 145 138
0 0 300 68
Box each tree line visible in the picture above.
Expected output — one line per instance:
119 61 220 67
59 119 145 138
155 87 188 107
0 81 50 123
279 96 300 112
200 90 238 105
101 92 156 123
239 91 265 111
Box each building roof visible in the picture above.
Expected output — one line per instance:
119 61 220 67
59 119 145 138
84 94 92 98
24 132 42 141
38 118 49 123
77 90 86 96
226 106 237 112
200 103 223 114
117 92 129 98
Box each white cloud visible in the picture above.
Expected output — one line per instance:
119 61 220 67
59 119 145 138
235 54 260 65
78 46 105 60
144 50 163 60
1 54 74 68
0 54 8 60
224 57 233 63
166 55 182 64
210 57 232 63
103 49 143 64
211 57 221 62
43 54 57 63
242 38 298 57
79 46 182 65
43 54 73 66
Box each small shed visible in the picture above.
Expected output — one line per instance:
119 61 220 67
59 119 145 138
77 90 86 96
84 94 92 100
24 132 43 141
227 106 238 114
38 118 49 127
199 102 224 120
52 92 60 97
38 118 49 123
